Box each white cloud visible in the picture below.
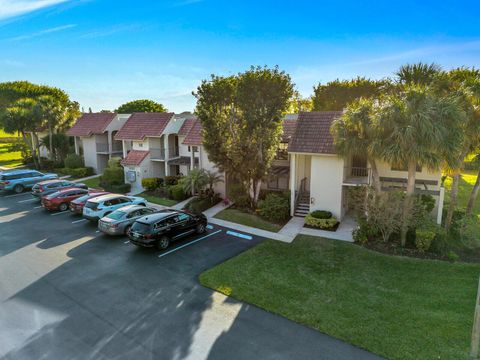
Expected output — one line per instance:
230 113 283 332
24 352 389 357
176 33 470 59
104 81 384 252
8 24 76 41
0 0 71 20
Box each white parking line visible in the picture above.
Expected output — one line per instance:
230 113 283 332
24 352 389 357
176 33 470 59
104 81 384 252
51 211 68 216
18 198 36 203
95 230 100 233
4 193 29 198
72 218 88 224
124 240 130 244
33 205 43 209
158 229 222 258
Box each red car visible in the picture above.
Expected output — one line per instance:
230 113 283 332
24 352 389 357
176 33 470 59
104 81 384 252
69 191 108 214
42 188 89 211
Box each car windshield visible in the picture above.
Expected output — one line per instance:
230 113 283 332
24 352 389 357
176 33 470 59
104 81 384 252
131 222 150 233
85 201 98 209
107 211 126 220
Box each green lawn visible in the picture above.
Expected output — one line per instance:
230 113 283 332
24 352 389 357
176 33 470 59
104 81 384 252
200 235 480 360
138 192 177 206
82 176 101 189
214 207 283 232
0 130 23 168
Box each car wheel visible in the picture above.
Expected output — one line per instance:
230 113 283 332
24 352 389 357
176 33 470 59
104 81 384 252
196 223 206 234
58 203 68 212
124 225 132 235
156 236 170 251
13 184 24 194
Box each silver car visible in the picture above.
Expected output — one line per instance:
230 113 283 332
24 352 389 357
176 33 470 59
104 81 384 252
98 205 157 235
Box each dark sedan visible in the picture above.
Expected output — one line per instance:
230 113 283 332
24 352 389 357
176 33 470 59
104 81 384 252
128 209 207 250
31 180 87 199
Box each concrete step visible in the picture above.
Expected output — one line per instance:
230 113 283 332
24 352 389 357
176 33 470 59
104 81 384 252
294 212 308 217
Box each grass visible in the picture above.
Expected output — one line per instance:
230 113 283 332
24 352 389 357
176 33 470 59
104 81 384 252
214 207 283 232
82 176 101 189
0 130 22 168
138 191 177 206
200 235 480 360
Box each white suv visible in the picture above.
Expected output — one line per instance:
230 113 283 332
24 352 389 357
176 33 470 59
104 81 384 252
83 194 147 221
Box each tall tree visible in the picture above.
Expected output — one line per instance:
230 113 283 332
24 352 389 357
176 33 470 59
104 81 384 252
287 90 313 113
312 77 392 111
195 66 294 208
34 95 64 159
377 86 465 246
115 99 167 113
3 98 42 168
395 62 442 86
331 98 382 193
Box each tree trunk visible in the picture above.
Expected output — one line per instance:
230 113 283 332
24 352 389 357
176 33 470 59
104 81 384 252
400 160 417 247
21 131 39 169
49 122 54 160
33 133 42 168
250 179 261 209
368 158 382 194
445 171 460 232
465 168 480 221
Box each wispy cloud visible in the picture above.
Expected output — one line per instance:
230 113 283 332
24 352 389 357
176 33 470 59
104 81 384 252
8 24 76 41
78 24 145 39
0 0 72 20
1 59 25 67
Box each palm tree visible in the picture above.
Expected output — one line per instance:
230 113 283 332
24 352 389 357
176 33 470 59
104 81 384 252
181 168 208 196
396 62 442 87
377 86 465 246
204 170 223 193
331 98 382 193
34 95 64 160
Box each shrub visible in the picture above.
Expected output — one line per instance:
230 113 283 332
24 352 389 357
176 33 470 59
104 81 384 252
184 195 221 214
142 177 162 192
305 214 339 230
59 167 94 178
447 251 459 262
103 183 131 194
64 153 84 169
419 194 436 214
310 210 332 219
108 157 122 168
228 183 250 209
154 186 169 198
257 193 290 223
169 184 187 201
165 175 181 186
415 230 435 252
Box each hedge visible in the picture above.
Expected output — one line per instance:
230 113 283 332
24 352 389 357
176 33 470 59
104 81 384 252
305 214 339 230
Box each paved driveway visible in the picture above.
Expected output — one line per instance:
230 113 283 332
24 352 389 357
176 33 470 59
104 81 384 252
0 192 382 360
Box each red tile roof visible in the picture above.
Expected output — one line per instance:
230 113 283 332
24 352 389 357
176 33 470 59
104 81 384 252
66 113 117 137
120 150 149 166
288 111 343 154
182 119 203 146
178 118 196 136
282 118 297 142
114 112 174 141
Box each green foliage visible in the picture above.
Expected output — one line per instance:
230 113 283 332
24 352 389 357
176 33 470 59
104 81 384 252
184 195 221 214
446 251 460 262
108 157 122 168
287 90 313 113
312 77 392 111
100 157 125 191
7 139 31 162
115 99 167 113
164 175 181 186
419 194 436 214
415 230 436 252
395 63 442 86
58 167 94 178
169 184 187 201
257 193 290 223
141 177 162 192
181 168 208 195
228 183 250 209
105 183 131 193
195 65 294 208
309 210 333 219
41 133 71 163
64 153 84 168
305 213 339 230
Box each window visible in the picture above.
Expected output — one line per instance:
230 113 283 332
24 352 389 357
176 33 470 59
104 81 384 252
31 171 42 177
177 213 190 222
154 220 167 230
391 164 422 172
140 208 154 215
118 197 130 203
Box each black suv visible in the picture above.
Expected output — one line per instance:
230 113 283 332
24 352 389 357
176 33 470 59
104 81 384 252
128 209 207 250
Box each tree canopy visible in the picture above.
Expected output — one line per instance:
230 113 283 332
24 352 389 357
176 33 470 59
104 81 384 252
115 99 167 113
312 77 393 111
195 66 294 207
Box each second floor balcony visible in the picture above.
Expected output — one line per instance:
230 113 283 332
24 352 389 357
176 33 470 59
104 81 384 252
343 166 371 185
150 147 180 161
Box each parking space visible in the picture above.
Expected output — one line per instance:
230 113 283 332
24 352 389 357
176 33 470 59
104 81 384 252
0 191 378 360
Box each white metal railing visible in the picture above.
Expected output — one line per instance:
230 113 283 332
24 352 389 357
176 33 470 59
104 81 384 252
96 143 108 153
150 148 165 160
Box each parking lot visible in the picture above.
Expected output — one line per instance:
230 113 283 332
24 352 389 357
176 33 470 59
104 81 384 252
0 191 379 360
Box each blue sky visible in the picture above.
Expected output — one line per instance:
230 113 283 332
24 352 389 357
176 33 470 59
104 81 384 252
1 0 479 112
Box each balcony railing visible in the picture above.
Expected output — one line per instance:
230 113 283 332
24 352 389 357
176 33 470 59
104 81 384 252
112 142 123 152
150 148 166 160
168 147 179 158
344 167 371 185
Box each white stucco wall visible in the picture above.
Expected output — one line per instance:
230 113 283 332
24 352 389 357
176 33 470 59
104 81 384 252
81 136 98 173
132 140 149 151
124 153 153 194
309 155 345 220
199 146 226 197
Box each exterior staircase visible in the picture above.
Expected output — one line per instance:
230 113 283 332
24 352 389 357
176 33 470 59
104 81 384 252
294 192 310 217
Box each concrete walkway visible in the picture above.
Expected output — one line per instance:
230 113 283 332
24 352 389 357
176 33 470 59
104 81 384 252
278 216 305 238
